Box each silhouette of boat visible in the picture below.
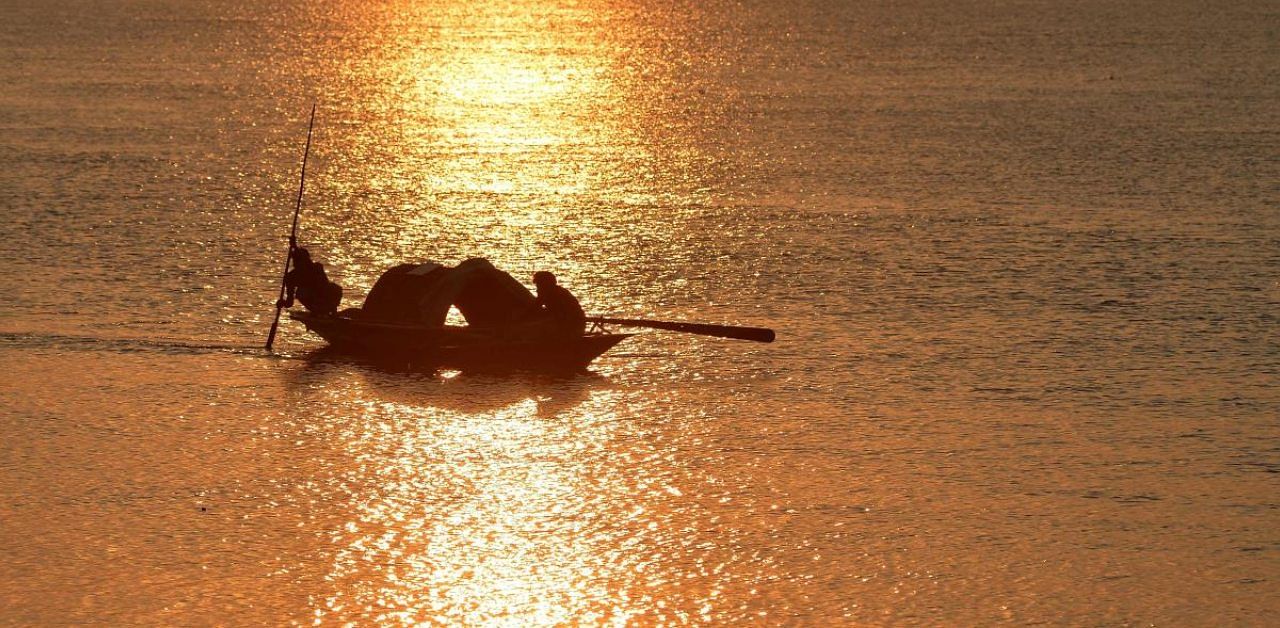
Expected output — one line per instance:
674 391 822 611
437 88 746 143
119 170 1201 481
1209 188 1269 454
289 310 630 371
286 258 629 371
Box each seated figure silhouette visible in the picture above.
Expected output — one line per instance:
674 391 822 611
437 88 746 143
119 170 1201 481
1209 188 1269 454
525 271 585 338
278 247 342 315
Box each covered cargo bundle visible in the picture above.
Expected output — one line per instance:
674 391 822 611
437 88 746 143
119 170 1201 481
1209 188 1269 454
358 258 535 328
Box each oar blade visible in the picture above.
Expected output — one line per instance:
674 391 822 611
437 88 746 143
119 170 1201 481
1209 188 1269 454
265 318 279 350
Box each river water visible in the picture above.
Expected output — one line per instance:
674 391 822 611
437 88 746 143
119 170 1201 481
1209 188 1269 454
2 0 1277 624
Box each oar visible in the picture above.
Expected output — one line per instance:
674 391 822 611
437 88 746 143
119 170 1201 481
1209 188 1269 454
265 103 318 351
588 317 775 343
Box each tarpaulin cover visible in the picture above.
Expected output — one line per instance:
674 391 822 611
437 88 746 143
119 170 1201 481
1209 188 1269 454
360 258 534 327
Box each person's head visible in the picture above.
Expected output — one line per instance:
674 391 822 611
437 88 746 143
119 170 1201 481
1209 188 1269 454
292 247 312 265
533 271 557 289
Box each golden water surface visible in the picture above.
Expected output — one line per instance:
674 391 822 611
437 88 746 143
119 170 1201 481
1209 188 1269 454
2 0 1278 624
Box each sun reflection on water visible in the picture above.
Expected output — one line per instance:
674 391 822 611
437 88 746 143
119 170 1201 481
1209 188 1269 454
307 0 717 309
284 2 744 622
312 379 659 625
333 0 618 212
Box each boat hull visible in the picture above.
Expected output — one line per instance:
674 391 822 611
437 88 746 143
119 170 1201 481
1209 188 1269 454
289 311 629 371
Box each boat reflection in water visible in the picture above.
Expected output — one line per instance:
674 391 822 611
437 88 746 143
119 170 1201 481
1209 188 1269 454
293 344 603 416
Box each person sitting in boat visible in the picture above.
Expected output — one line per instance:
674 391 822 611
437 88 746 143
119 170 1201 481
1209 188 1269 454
277 247 343 315
527 271 586 338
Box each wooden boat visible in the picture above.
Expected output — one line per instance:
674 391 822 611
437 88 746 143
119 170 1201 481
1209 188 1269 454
278 259 768 370
290 310 630 371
